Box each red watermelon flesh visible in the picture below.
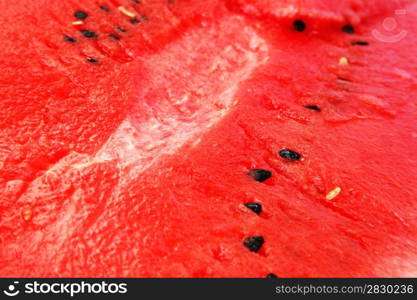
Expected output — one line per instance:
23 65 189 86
0 0 417 277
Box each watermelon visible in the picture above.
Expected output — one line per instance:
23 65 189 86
0 0 417 277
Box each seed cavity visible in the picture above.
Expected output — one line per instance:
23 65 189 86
279 149 301 161
86 57 99 63
118 6 136 18
326 186 341 200
337 77 351 82
342 24 355 34
243 236 264 252
109 33 121 40
293 20 306 32
63 35 77 43
244 203 262 214
351 40 369 46
248 169 272 182
130 17 139 24
74 10 89 20
100 5 110 12
116 26 127 33
266 273 278 278
304 105 321 112
80 30 98 38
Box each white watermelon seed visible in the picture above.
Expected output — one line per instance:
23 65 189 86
118 6 136 18
22 209 32 221
339 57 349 66
326 187 341 200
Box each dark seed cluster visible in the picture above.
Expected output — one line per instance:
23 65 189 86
64 2 153 64
241 16 365 277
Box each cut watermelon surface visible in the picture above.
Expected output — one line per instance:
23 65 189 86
0 0 417 277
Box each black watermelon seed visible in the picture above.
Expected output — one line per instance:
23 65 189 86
130 17 139 24
80 30 98 38
293 20 306 32
248 169 272 182
74 10 88 20
99 5 110 12
304 105 321 112
116 26 127 33
109 33 120 40
86 57 99 63
132 0 141 3
266 273 278 278
279 149 301 161
351 40 369 46
342 24 355 34
63 35 77 43
244 203 262 214
243 236 264 252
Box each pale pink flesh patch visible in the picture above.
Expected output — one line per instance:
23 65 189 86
96 15 269 175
